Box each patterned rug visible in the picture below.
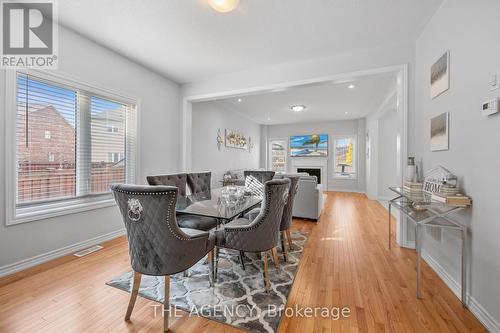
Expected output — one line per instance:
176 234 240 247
106 231 308 333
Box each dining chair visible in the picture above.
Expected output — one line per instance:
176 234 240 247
243 170 276 184
214 178 290 291
146 173 187 198
187 171 211 194
242 170 276 218
147 173 217 232
278 176 300 262
243 170 275 197
111 184 215 332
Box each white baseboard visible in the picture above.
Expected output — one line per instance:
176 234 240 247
422 250 500 333
402 240 416 249
0 228 126 278
327 188 366 194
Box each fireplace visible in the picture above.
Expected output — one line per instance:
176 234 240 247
297 168 321 184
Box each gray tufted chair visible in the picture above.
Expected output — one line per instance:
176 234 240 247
111 184 215 332
244 170 276 184
147 173 187 198
243 170 275 197
187 172 211 194
278 176 300 262
214 178 290 291
147 173 218 232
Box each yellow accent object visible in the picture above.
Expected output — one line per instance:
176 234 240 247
346 143 353 165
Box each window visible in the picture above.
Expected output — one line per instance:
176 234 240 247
16 74 77 204
268 139 287 172
107 152 123 163
90 96 127 195
7 70 137 224
333 135 357 179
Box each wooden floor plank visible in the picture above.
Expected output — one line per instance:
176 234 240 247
0 192 487 333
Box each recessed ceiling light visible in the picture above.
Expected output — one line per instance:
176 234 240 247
348 84 356 89
237 98 242 102
291 105 306 112
208 0 240 13
345 112 349 115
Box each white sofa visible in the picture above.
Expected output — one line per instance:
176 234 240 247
274 172 325 221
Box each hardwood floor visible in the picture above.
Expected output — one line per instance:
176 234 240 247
0 192 487 332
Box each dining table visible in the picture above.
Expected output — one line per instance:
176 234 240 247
176 186 262 225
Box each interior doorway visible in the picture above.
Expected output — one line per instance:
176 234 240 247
181 64 409 247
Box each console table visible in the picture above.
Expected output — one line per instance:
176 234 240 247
387 187 468 307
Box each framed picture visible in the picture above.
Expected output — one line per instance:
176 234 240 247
430 51 450 99
289 134 328 157
225 129 247 149
430 112 449 151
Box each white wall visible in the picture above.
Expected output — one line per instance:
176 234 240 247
365 118 379 199
415 0 500 330
266 119 365 192
365 91 398 200
377 109 399 199
191 102 261 186
0 26 181 272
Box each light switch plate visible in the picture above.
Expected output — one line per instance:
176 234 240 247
490 73 500 91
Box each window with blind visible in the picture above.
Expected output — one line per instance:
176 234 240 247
12 71 137 220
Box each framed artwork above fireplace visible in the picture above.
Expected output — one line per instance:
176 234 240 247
290 134 328 157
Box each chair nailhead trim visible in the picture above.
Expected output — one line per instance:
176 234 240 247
113 188 200 242
112 189 177 195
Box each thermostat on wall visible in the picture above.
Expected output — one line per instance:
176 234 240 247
482 98 499 116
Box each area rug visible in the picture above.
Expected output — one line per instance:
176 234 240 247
106 230 308 333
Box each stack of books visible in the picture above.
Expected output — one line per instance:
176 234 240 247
438 185 459 197
403 181 423 194
431 192 472 206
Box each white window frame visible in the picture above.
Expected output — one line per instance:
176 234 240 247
333 134 358 180
4 69 140 226
268 138 288 172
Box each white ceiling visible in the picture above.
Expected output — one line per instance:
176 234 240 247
200 72 397 125
57 0 442 83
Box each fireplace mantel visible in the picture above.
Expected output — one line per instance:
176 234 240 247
291 158 328 187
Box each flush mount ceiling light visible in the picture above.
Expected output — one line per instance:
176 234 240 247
291 105 306 112
237 98 242 102
348 84 356 89
209 0 240 13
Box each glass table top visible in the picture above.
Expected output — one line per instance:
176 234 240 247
389 187 465 220
176 186 262 220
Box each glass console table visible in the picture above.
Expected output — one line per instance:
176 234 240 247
388 187 468 307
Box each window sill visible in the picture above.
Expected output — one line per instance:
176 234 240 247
333 174 357 180
7 195 116 226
